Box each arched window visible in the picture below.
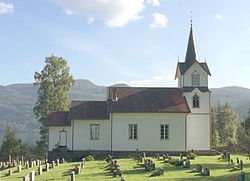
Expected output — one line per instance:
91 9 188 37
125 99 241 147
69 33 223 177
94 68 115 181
192 71 200 87
193 94 200 108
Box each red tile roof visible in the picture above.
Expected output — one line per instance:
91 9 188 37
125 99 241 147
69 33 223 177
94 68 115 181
69 101 109 120
108 87 190 113
47 111 70 126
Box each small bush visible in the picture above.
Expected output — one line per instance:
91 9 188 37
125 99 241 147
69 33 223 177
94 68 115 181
188 152 196 159
150 168 164 177
85 155 95 161
169 158 177 165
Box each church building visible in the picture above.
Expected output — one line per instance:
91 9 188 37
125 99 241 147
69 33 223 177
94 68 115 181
47 25 211 156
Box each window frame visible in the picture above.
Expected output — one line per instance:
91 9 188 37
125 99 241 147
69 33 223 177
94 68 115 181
128 124 138 140
192 94 200 108
59 129 67 147
90 124 100 140
160 124 169 140
191 70 200 87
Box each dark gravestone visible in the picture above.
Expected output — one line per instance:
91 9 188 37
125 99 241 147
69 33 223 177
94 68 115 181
186 159 190 168
8 169 12 176
180 153 183 160
231 159 233 164
179 160 184 168
237 157 240 164
240 160 243 170
241 171 245 181
227 152 231 163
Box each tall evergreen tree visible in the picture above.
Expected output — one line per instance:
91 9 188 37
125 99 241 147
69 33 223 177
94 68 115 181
34 55 74 155
213 103 239 145
0 128 21 160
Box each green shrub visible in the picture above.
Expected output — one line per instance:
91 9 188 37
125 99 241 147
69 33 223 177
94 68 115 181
188 152 196 159
169 158 177 165
85 155 95 161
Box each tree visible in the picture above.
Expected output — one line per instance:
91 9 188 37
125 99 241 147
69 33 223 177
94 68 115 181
34 55 74 155
213 103 239 145
0 128 21 160
243 108 250 130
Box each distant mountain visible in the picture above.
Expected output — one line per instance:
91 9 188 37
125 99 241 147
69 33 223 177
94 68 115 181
0 80 249 144
211 86 250 117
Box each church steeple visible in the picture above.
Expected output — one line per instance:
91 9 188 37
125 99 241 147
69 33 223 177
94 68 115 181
185 25 199 65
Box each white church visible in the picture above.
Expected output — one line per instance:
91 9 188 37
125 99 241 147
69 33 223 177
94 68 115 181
47 25 211 156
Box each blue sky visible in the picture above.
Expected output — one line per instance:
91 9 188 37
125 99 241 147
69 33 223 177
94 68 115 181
1 0 250 88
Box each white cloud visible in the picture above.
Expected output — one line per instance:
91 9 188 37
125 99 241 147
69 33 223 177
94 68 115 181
0 2 14 14
215 14 224 21
147 0 160 6
150 13 167 28
87 17 95 24
56 0 145 28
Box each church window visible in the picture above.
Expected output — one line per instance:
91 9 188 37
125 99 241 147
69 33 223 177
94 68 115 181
128 124 138 140
112 88 117 101
193 94 200 108
59 130 67 147
192 71 200 87
160 124 169 140
90 124 100 140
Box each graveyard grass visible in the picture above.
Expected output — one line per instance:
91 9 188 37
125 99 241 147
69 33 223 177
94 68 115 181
0 154 249 181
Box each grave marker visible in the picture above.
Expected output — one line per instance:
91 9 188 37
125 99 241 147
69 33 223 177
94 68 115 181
30 171 35 181
38 165 43 175
70 171 75 181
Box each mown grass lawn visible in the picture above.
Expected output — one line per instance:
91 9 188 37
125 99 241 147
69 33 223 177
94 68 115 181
0 154 249 180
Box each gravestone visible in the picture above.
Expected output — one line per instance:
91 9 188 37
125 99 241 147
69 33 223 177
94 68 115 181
26 162 29 170
46 163 49 171
62 158 65 163
186 159 190 168
76 165 81 174
70 171 75 181
227 152 231 163
8 169 12 176
38 165 43 175
21 156 24 165
241 171 245 181
8 155 11 165
80 162 84 169
30 171 35 181
240 160 243 170
18 165 22 172
52 161 55 168
23 174 29 181
30 161 34 168
56 159 60 166
237 157 240 164
36 160 40 167
121 174 125 181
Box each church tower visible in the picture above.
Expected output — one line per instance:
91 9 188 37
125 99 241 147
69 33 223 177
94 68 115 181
175 24 211 151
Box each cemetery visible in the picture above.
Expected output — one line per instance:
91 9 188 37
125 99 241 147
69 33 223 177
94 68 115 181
0 152 249 180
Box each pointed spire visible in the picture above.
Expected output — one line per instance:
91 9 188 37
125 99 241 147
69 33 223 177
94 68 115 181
185 24 199 65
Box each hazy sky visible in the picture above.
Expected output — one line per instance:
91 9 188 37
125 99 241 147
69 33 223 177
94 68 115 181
1 0 250 88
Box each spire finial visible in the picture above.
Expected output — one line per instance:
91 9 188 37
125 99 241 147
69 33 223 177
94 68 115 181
190 11 192 27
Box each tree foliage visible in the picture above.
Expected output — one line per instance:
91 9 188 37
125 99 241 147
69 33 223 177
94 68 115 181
34 55 74 155
0 128 21 160
212 103 239 146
